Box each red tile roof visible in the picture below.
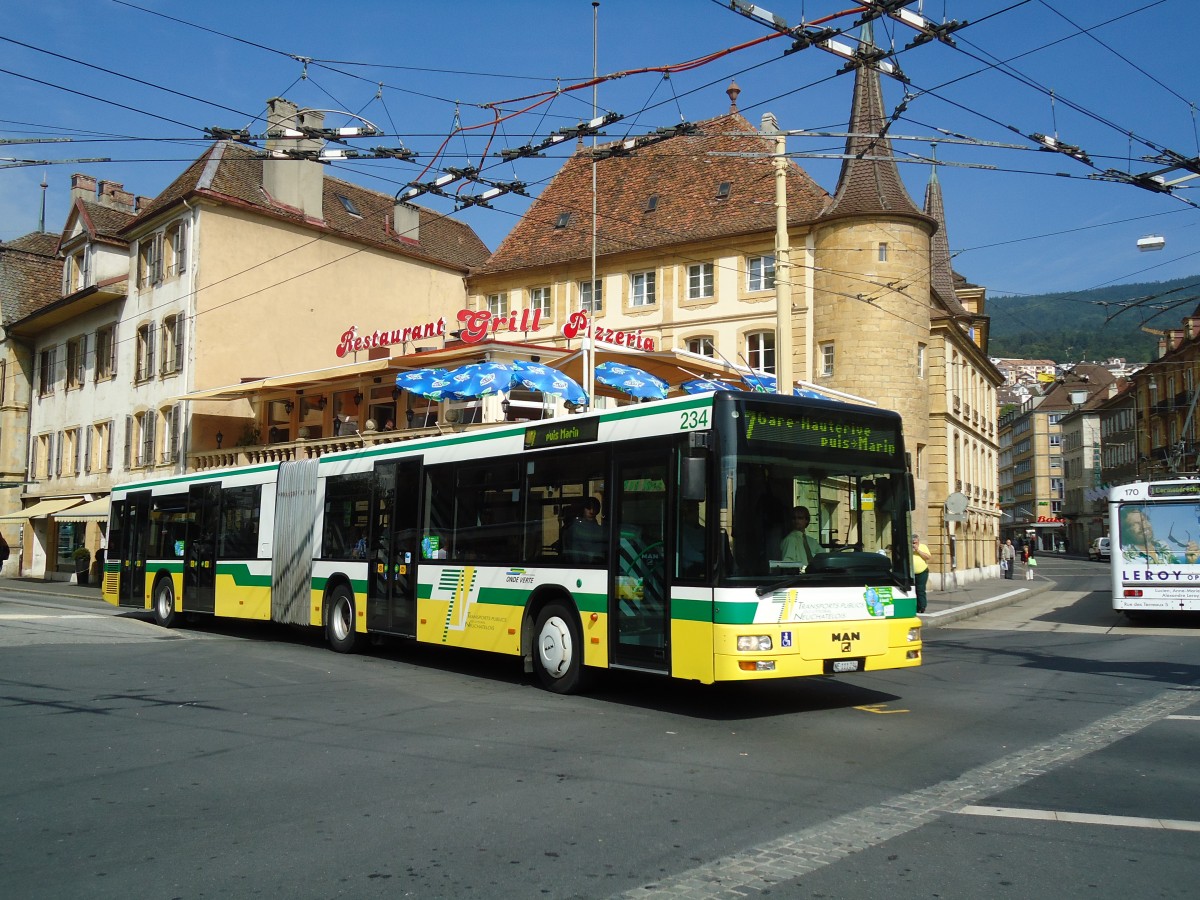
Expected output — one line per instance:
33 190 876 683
477 111 830 275
123 142 490 271
0 232 63 322
66 199 136 249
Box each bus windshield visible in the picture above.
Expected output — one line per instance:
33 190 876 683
717 395 912 588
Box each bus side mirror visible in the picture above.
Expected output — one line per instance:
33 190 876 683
682 456 707 502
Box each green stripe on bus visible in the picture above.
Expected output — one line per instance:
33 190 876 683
215 563 272 587
714 602 758 625
312 575 368 593
671 597 713 623
319 395 715 466
110 464 280 496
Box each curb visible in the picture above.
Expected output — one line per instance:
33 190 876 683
919 579 1054 628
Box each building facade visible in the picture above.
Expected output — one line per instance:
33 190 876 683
0 98 489 580
998 363 1115 551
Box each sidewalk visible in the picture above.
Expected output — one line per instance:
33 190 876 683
0 576 108 606
2 572 1052 626
920 571 1053 628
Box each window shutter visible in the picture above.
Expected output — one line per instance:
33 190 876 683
152 233 163 283
174 316 185 373
176 223 187 274
110 326 118 377
124 416 133 469
105 422 113 472
53 431 62 477
147 326 156 379
76 429 83 475
166 405 181 462
142 413 156 467
84 426 93 474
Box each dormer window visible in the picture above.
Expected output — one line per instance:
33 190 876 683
644 194 658 212
716 182 731 200
336 194 362 217
64 246 90 294
554 212 571 229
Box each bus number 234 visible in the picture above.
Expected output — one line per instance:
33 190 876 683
679 410 710 430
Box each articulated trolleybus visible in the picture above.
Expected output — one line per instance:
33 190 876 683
1110 478 1200 616
103 390 922 692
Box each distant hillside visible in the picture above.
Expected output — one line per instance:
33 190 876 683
987 275 1200 363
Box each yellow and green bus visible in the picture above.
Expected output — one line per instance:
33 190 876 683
103 390 921 692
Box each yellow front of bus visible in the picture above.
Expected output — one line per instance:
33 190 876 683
707 585 921 682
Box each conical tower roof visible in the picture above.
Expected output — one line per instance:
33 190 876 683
923 168 970 317
820 23 933 227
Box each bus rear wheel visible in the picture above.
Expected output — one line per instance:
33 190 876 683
152 577 177 628
533 602 585 694
326 586 360 653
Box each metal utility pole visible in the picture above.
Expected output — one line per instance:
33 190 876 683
764 112 793 396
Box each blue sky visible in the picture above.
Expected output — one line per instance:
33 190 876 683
2 0 1197 301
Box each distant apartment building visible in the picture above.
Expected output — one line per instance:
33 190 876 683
998 363 1116 550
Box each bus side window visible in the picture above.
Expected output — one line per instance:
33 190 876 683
323 472 372 561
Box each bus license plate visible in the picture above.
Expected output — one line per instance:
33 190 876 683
831 660 860 673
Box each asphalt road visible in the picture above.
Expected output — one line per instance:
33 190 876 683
1 559 1197 899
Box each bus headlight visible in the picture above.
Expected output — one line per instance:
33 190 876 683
737 634 773 652
907 626 921 642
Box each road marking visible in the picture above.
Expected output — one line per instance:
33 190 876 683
957 805 1200 833
1167 714 1200 720
854 703 909 714
0 613 104 620
617 685 1199 899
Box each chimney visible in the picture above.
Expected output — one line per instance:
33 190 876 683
392 200 420 243
135 196 155 212
262 97 326 220
97 180 136 212
70 173 97 202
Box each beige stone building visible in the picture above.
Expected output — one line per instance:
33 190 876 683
468 45 1002 584
0 231 63 575
0 98 489 580
999 363 1116 552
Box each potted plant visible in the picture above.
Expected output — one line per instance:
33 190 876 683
73 545 91 586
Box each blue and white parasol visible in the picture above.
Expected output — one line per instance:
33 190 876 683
395 367 455 400
593 361 669 400
680 377 734 394
443 361 514 400
511 360 588 406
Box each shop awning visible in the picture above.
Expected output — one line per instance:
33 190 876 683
53 496 110 522
172 357 401 403
0 497 83 521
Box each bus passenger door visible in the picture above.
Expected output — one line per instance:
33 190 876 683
367 458 420 636
611 451 669 672
116 491 151 607
186 483 220 614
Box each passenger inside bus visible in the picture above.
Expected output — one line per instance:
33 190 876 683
563 496 606 563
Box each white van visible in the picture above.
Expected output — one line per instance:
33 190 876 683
1089 536 1110 561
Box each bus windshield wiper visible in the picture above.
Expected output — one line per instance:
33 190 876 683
757 573 806 596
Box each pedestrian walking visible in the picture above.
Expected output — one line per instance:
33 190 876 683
1001 539 1016 579
912 535 932 613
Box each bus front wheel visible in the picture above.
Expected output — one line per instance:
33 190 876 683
533 602 584 694
152 577 177 628
326 587 360 653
